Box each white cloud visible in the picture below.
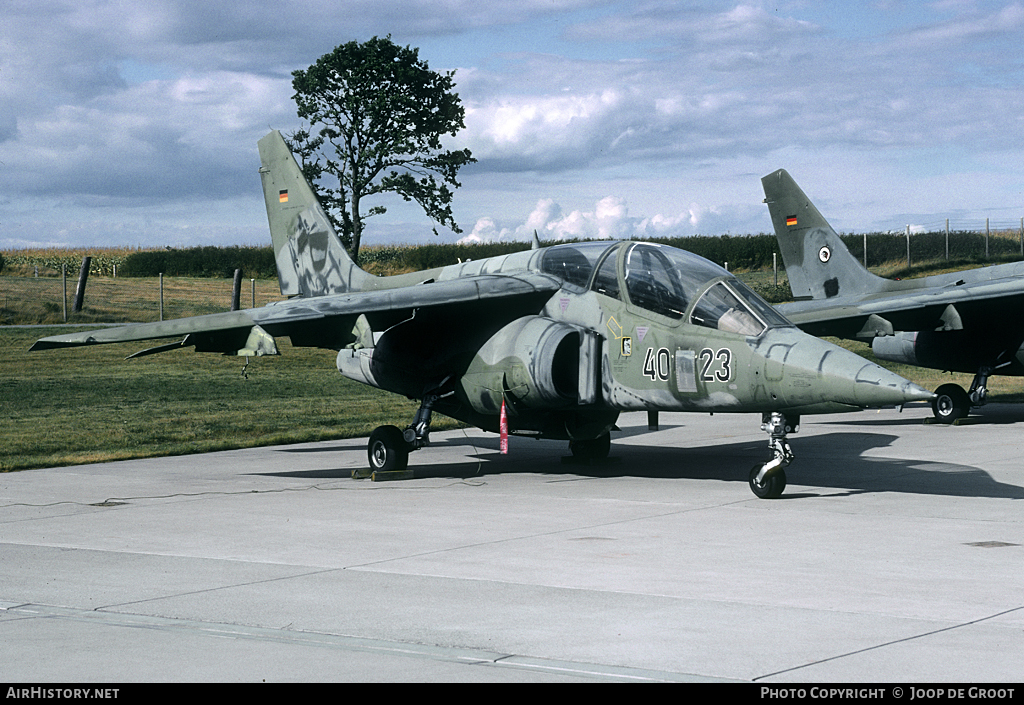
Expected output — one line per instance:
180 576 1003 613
458 216 510 244
522 196 632 241
901 2 1024 45
565 2 817 45
459 194 762 245
464 88 639 170
5 69 292 201
460 197 621 244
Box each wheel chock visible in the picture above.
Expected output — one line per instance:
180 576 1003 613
371 469 416 482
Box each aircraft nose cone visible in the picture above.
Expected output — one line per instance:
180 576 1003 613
829 352 935 408
759 329 934 410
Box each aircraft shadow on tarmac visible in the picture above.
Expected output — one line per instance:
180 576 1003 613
563 432 1023 500
255 427 1024 501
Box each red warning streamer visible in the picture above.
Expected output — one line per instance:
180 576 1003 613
499 399 508 454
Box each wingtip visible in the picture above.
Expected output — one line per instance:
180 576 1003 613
29 339 70 352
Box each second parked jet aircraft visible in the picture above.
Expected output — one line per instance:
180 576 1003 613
763 169 1024 423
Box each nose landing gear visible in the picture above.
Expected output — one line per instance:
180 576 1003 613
749 411 797 499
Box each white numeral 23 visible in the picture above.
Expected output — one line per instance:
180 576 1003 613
698 348 732 383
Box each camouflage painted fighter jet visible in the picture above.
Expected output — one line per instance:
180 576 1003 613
763 169 1024 424
31 133 933 498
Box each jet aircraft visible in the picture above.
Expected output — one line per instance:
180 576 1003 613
31 133 933 498
763 169 1024 423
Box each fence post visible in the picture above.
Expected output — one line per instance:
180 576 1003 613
986 218 990 258
250 279 256 309
1020 217 1023 258
62 264 68 323
231 269 242 311
863 233 867 268
159 273 164 322
72 256 91 313
773 252 777 287
906 225 911 269
945 219 949 261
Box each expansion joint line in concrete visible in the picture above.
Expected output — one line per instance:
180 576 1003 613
754 604 1024 681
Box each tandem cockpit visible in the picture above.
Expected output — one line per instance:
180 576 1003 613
538 241 792 337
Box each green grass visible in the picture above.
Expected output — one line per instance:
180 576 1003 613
0 327 462 472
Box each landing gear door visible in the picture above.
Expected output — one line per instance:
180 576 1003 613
578 329 601 405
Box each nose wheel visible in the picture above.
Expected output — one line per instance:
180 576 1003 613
749 412 797 499
749 464 787 499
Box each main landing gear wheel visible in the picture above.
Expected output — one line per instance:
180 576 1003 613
932 384 970 424
568 432 611 461
749 465 787 499
367 425 410 472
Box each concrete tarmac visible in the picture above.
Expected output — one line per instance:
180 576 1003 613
2 405 1024 683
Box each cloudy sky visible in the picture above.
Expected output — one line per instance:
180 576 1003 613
2 0 1023 250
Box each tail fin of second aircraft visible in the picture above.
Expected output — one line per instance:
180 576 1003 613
761 169 887 300
257 130 374 297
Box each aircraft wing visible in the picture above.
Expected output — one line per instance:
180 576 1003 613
779 274 1024 338
30 272 563 356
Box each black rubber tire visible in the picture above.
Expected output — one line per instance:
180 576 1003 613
932 383 970 424
367 425 410 472
749 464 787 499
569 433 611 460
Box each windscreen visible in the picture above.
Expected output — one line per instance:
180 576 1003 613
690 280 791 336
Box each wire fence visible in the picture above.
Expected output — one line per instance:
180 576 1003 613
3 219 1024 325
842 218 1024 270
0 272 288 326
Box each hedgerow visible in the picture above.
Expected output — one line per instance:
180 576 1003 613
119 246 278 278
4 228 1022 279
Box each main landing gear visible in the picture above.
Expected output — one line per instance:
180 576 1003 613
367 425 410 472
931 366 992 424
366 389 451 474
748 411 797 499
568 432 612 461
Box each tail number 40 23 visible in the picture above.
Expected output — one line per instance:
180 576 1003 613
643 347 733 383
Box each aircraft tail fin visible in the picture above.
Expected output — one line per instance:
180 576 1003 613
257 130 374 297
761 169 886 300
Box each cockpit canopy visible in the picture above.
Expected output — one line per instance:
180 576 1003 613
539 241 790 336
539 241 615 288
